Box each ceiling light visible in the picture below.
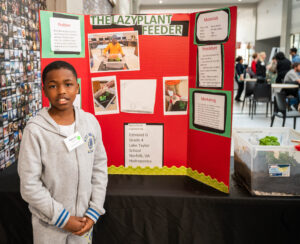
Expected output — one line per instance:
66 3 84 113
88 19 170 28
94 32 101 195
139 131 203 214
238 0 242 2
159 0 163 4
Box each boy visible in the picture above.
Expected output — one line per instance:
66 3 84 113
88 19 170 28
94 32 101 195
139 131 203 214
18 61 108 244
103 34 125 58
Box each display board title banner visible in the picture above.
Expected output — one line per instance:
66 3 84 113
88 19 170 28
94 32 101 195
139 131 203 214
90 15 185 36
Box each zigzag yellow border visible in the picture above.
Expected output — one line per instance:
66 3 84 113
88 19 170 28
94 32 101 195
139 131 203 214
108 165 229 193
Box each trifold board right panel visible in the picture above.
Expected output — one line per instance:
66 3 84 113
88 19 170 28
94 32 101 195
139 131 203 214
188 7 237 193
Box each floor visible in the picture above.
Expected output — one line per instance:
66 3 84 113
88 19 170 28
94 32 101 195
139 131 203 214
231 90 300 155
232 96 299 129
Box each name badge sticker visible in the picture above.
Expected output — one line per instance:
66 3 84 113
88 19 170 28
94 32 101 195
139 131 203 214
64 131 84 152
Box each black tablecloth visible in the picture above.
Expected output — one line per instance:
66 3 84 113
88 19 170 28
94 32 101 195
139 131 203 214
1 162 300 244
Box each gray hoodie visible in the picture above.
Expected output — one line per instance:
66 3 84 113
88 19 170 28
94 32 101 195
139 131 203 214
18 107 108 229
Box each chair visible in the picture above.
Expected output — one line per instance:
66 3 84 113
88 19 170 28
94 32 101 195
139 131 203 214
270 92 300 129
251 83 272 119
280 81 299 111
241 81 256 115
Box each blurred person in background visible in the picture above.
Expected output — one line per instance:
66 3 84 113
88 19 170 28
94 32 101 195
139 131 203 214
250 53 258 78
284 62 300 84
235 56 245 102
266 56 277 83
290 47 300 64
256 52 267 82
275 52 291 83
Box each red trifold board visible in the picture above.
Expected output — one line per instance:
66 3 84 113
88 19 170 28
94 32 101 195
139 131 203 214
40 6 237 193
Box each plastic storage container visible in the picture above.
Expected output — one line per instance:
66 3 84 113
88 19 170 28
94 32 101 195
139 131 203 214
233 128 300 196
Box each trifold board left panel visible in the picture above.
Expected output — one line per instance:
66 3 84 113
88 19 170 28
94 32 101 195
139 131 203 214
40 7 236 193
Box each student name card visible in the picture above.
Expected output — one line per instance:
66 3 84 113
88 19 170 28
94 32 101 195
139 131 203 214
196 9 229 43
193 92 226 134
50 17 81 53
124 123 163 168
198 45 223 88
64 131 84 152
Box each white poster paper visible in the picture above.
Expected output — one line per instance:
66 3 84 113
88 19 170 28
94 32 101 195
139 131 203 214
196 10 229 42
121 79 156 113
198 45 222 88
124 123 163 168
50 17 81 52
194 92 226 132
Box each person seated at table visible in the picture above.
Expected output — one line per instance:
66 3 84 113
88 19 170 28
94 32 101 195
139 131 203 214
256 52 267 83
103 35 125 58
284 62 300 84
282 62 300 109
275 52 291 83
234 56 245 102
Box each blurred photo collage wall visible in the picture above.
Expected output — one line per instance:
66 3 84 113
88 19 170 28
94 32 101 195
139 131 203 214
0 0 46 171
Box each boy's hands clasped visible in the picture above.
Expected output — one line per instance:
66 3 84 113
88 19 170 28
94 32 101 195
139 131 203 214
63 216 94 236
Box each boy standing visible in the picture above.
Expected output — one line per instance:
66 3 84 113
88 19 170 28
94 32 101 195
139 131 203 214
18 61 108 244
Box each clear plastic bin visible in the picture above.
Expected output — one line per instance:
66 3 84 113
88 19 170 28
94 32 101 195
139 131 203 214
233 128 300 196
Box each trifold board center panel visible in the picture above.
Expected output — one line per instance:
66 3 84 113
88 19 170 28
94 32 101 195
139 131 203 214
40 7 237 193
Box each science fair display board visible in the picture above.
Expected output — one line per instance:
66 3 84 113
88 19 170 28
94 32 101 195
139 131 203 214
40 6 236 193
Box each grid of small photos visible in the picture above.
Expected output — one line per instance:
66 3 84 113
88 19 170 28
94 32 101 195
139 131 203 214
0 0 46 171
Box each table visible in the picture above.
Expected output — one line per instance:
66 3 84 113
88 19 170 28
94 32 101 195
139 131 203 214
243 78 257 82
271 84 299 89
1 162 300 244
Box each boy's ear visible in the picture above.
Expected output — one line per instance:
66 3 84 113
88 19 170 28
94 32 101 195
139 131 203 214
76 82 80 93
42 83 48 98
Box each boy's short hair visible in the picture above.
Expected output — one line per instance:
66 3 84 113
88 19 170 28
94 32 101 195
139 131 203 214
235 56 243 62
42 61 77 84
290 47 298 54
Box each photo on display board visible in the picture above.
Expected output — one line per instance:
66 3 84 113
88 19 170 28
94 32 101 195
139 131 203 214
163 76 188 115
88 31 140 73
91 76 119 115
194 8 230 45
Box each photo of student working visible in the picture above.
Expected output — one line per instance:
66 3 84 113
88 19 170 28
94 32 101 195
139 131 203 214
88 31 140 72
164 77 188 115
92 76 119 115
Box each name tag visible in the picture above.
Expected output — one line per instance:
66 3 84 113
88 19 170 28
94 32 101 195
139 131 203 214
64 131 84 152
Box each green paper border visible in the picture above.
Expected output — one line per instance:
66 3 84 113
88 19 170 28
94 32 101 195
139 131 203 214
189 88 232 138
196 44 224 89
40 11 85 58
194 7 231 46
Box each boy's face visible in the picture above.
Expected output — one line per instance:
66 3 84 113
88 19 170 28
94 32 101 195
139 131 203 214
43 68 79 112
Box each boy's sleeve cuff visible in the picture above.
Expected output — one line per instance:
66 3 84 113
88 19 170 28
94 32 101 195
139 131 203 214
54 209 70 229
85 207 100 223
